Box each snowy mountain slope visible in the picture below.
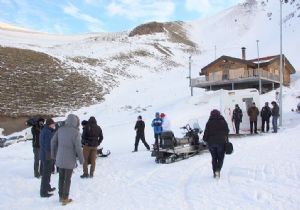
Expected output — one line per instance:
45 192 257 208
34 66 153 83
0 0 299 123
0 64 300 210
187 0 300 76
0 2 300 209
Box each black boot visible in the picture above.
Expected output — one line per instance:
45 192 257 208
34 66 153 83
80 174 89 178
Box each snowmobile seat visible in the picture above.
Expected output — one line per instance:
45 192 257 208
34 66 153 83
161 131 175 149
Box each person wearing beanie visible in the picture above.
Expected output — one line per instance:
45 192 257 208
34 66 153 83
203 109 229 178
81 116 103 178
151 112 163 149
133 115 150 152
232 104 243 134
260 102 272 132
39 118 56 197
32 117 45 178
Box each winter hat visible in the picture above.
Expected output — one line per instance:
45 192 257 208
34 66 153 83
160 113 166 118
37 117 45 123
271 101 276 105
235 104 239 108
88 116 97 124
210 109 220 117
137 115 142 120
265 102 269 106
81 120 88 126
155 112 160 117
46 118 55 125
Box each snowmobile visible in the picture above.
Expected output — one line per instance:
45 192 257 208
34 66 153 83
151 123 206 164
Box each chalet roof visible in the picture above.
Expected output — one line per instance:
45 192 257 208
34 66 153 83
249 55 296 74
200 54 296 75
200 55 256 75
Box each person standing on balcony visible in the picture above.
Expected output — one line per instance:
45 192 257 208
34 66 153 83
247 102 259 134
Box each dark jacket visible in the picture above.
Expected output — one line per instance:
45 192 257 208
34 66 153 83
203 114 229 145
261 106 272 120
272 103 280 117
39 125 55 161
82 117 103 147
135 120 145 136
32 125 42 148
247 106 259 121
232 107 243 123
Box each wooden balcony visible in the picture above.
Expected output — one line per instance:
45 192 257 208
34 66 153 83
191 69 280 90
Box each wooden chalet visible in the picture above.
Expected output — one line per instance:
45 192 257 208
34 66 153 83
191 47 296 93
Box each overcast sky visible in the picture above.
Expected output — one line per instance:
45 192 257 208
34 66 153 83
0 0 242 34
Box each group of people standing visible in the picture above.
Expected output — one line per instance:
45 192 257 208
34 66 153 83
30 102 281 203
231 101 280 134
32 114 102 205
132 112 170 152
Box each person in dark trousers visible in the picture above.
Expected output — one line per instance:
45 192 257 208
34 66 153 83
40 118 56 198
271 101 280 133
32 117 45 178
81 116 103 178
247 102 259 134
151 112 163 149
261 102 272 132
51 114 84 206
203 109 229 178
81 120 88 146
133 115 150 152
232 104 243 134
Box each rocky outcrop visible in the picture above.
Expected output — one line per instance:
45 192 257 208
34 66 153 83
0 46 104 118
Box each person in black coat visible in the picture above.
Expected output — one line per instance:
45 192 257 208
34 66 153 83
81 116 103 178
133 116 150 152
260 102 272 132
32 117 45 178
203 109 229 178
232 104 243 134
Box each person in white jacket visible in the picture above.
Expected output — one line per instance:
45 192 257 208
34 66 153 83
160 113 171 131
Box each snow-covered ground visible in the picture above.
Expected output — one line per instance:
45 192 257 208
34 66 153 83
0 1 300 209
1 65 300 210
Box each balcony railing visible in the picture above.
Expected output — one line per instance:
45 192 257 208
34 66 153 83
191 69 280 87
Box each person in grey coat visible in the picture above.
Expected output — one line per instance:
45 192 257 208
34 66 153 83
51 114 84 206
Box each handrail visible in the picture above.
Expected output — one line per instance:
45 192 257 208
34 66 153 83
191 69 280 86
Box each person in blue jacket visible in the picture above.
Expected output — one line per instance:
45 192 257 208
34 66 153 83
151 112 163 148
39 118 56 197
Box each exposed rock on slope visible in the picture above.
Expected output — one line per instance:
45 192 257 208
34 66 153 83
0 46 104 117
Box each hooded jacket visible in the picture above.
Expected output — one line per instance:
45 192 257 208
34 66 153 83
39 125 55 161
82 117 103 147
203 112 229 145
51 114 84 169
